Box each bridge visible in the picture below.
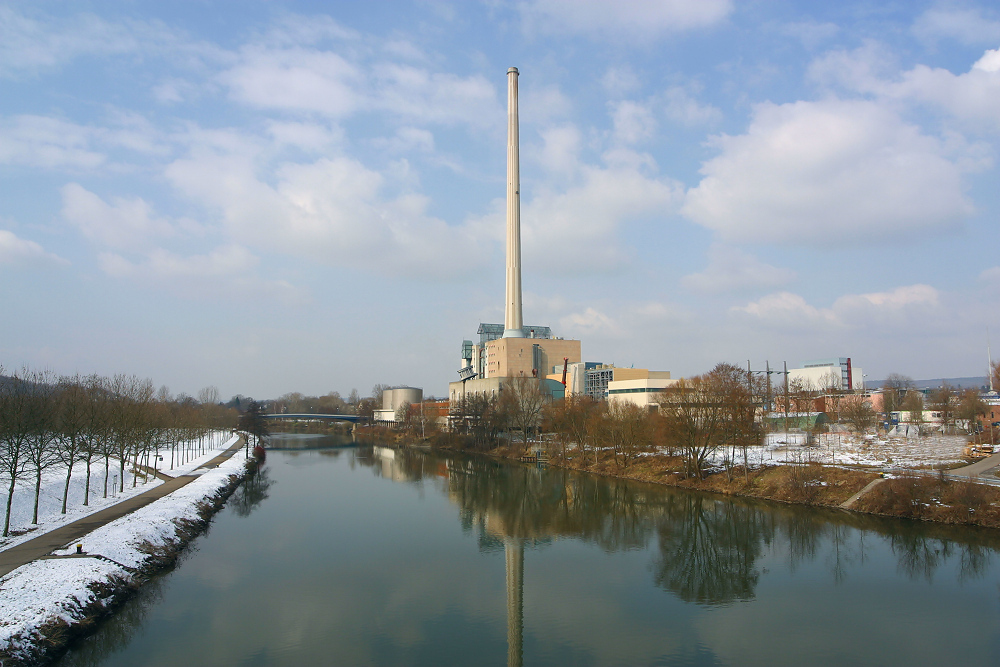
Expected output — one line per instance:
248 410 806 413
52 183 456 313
263 413 365 423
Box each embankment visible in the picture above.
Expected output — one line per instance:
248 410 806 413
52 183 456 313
0 447 255 667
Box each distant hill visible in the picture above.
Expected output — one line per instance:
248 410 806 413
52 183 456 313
866 376 989 390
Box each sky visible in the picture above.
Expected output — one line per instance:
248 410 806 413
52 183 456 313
2 0 1000 401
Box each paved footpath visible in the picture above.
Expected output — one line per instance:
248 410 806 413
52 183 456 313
0 436 246 579
947 451 1000 478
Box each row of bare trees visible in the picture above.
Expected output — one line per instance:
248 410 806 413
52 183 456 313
0 367 238 537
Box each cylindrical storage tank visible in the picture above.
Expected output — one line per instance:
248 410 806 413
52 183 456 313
393 387 422 410
382 389 395 411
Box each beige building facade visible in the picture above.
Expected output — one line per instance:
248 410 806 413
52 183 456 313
485 337 581 379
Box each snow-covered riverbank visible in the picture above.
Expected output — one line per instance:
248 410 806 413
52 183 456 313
0 436 251 666
1 431 234 553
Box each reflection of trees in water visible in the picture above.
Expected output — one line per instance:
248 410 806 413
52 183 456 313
356 447 1000 595
52 574 168 667
230 464 274 518
651 495 769 605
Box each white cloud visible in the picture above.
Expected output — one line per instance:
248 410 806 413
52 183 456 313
99 245 305 304
559 307 623 338
733 284 942 331
372 127 435 153
61 183 178 250
518 153 684 270
0 229 66 267
810 44 1000 134
683 99 974 244
662 87 722 126
0 115 105 169
912 7 1000 45
100 245 257 278
682 245 795 294
519 0 733 39
535 124 581 175
220 46 501 129
0 7 137 78
221 47 363 117
164 151 484 276
601 66 641 97
267 121 344 152
611 101 656 144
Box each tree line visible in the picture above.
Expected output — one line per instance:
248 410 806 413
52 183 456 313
444 361 995 481
0 367 239 537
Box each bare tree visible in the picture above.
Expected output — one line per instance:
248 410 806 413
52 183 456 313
599 401 652 471
1 368 37 536
197 385 221 405
660 375 725 480
54 376 89 514
543 394 599 461
22 370 58 525
505 375 547 450
881 374 914 416
843 397 877 436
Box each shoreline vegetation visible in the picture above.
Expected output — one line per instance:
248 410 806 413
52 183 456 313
357 425 1000 531
0 446 255 667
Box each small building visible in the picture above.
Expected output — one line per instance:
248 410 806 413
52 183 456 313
607 375 678 408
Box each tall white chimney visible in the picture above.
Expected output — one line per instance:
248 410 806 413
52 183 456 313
502 66 524 339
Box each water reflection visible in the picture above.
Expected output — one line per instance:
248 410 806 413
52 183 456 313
265 432 355 450
230 464 274 518
358 447 1000 599
651 495 766 605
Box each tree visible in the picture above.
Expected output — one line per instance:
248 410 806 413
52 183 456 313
543 394 600 461
1 368 37 536
660 375 725 480
598 401 652 471
881 374 914 416
197 385 221 405
54 376 89 514
901 390 925 435
956 389 987 438
505 375 547 450
22 370 58 524
843 397 877 436
928 384 956 432
238 400 270 451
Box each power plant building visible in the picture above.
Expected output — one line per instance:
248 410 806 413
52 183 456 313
449 66 582 405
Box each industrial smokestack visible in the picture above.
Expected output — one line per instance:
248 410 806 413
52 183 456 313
502 66 523 339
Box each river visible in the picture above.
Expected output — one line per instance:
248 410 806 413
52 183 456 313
53 436 1000 666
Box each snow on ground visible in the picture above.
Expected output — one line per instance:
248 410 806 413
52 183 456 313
704 432 972 470
0 437 248 661
0 431 234 553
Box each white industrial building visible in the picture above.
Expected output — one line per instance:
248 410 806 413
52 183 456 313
787 358 864 392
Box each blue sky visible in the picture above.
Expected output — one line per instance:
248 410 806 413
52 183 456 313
2 0 999 400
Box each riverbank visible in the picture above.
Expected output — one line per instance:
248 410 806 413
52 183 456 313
0 437 254 667
423 438 1000 530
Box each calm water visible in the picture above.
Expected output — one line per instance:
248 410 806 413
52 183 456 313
54 440 1000 666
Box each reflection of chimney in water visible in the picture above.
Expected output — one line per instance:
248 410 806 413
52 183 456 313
505 537 524 667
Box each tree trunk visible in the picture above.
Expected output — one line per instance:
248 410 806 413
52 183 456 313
84 454 92 506
62 460 73 514
32 468 42 524
4 477 16 537
103 454 110 498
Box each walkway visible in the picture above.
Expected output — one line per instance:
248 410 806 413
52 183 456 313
0 436 246 579
946 451 1000 479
